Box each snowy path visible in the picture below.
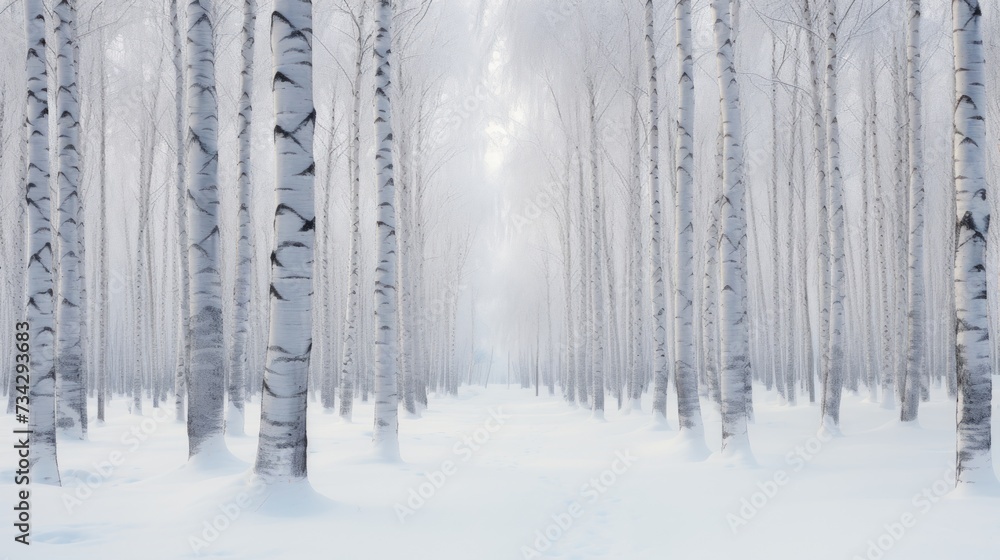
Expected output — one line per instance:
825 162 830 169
2 385 998 560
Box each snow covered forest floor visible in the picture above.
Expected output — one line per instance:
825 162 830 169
3 385 997 560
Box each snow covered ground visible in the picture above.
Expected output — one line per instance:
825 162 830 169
2 384 998 560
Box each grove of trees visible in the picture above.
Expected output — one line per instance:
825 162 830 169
0 0 995 492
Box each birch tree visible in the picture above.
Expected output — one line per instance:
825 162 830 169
952 0 994 490
820 0 845 433
714 0 752 463
229 0 256 437
873 87 894 410
186 0 227 459
54 0 86 439
626 95 643 411
673 0 703 436
373 0 401 460
24 0 61 485
254 0 316 481
645 0 668 425
586 78 605 419
901 0 925 423
803 0 827 401
172 0 190 423
339 0 370 422
96 27 109 423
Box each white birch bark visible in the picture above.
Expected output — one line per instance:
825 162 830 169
714 0 752 463
373 0 401 460
24 0 61 485
172 0 190 423
587 79 605 419
860 73 877 403
645 0 668 424
186 0 227 458
901 0 925 423
575 149 590 406
562 145 577 405
54 0 86 439
340 3 368 421
627 102 643 410
134 122 155 416
254 0 316 480
952 0 994 490
785 41 801 406
820 0 846 433
803 0 828 398
703 198 721 407
770 40 784 403
871 74 894 408
673 0 703 434
97 30 109 423
891 43 909 407
229 0 256 437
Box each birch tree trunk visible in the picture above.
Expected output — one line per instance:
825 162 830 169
901 0 925 423
54 0 86 439
627 102 643 410
871 74 894 408
804 0 828 399
24 0 61 485
228 0 256 437
714 0 752 463
952 0 994 490
891 43 909 408
134 122 155 416
785 41 801 406
673 0 703 435
645 0 668 425
820 0 846 434
770 40 784 403
587 79 605 419
860 65 877 403
561 140 577 405
253 0 315 481
340 4 368 421
186 0 227 459
372 0 401 460
575 148 590 407
172 0 190 424
97 28 109 423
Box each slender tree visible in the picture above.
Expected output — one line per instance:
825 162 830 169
673 0 703 436
186 0 227 459
254 0 316 480
96 26 109 423
901 0 925 423
952 0 993 490
645 0 668 425
373 0 401 460
229 0 256 437
172 0 190 424
53 0 86 439
820 0 845 433
586 78 605 419
714 0 752 463
24 0 61 485
339 0 369 422
803 0 827 403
